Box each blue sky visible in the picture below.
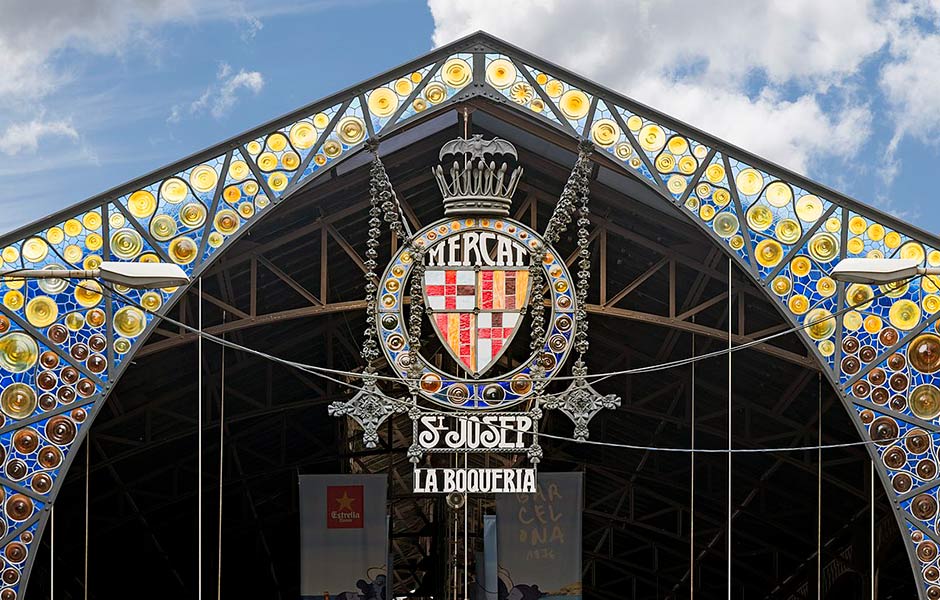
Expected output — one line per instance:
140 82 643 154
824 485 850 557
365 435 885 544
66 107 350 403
2 1 940 236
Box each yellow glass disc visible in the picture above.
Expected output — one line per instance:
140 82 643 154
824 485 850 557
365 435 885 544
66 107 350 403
65 312 84 331
705 163 725 184
269 172 289 192
534 72 548 85
848 216 867 235
924 295 940 314
83 211 101 230
238 202 255 218
930 250 940 267
788 294 809 315
808 232 839 262
394 78 413 96
656 153 676 173
160 178 189 204
75 280 102 308
847 237 864 254
528 97 543 112
207 231 224 248
214 210 239 236
713 212 739 239
281 151 300 171
867 223 885 241
668 175 688 196
189 165 218 193
110 229 143 260
243 181 259 196
746 205 773 232
337 116 366 145
63 219 82 237
638 124 666 153
925 275 939 293
791 256 812 277
180 203 207 228
590 119 620 148
698 203 714 220
228 160 250 181
223 186 241 204
486 58 517 89
775 218 801 244
889 299 920 330
885 231 902 249
794 195 823 222
2 290 23 310
844 310 862 331
805 308 835 340
817 277 836 297
257 152 278 172
0 333 37 374
246 140 262 155
545 79 564 98
140 291 162 312
1 382 36 419
696 183 711 198
412 97 428 112
367 87 399 118
880 279 908 298
559 90 590 120
825 217 841 232
693 145 708 159
256 195 270 209
168 236 198 265
323 140 342 158
313 113 330 128
424 82 446 104
765 181 792 207
150 215 177 242
901 241 926 264
63 244 82 264
442 58 472 88
289 121 317 150
128 190 156 218
509 82 534 104
846 283 874 310
771 275 791 296
735 168 763 196
267 133 288 152
83 255 101 270
685 196 699 211
755 239 783 267
21 238 48 263
114 338 132 354
713 189 731 207
25 296 57 328
46 227 64 245
85 233 102 251
677 155 697 175
626 115 643 131
729 235 745 250
667 136 688 155
114 306 146 338
818 340 835 357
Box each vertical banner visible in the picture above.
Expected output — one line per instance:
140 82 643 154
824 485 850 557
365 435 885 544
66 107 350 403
495 472 583 600
300 475 388 600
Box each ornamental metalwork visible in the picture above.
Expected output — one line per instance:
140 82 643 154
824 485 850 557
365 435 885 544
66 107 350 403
0 31 937 597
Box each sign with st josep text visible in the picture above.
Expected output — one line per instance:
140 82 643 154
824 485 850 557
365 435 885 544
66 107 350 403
415 413 534 452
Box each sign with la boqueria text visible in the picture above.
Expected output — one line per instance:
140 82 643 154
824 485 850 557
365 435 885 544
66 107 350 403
414 468 537 493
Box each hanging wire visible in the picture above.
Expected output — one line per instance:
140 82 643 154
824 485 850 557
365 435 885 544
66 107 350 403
84 437 90 600
690 321 696 599
726 258 732 600
198 276 203 600
217 313 226 600
871 461 876 600
50 504 54 600
817 373 823 600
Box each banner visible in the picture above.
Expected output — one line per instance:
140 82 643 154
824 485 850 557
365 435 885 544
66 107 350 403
300 474 388 600
495 472 583 600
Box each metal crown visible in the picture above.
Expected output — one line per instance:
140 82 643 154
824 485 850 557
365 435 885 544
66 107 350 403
432 135 523 217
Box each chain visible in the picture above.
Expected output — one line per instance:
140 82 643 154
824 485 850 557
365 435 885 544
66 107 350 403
574 159 592 357
360 156 384 368
407 249 426 387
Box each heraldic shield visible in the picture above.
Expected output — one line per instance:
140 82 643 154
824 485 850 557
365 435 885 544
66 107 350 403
424 266 530 377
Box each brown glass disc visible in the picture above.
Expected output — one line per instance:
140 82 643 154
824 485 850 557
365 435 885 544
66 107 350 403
76 378 95 398
71 407 87 422
893 473 913 493
890 395 908 412
879 327 899 346
913 494 939 520
919 541 939 562
4 542 25 563
910 334 940 373
69 343 88 361
5 459 26 481
56 387 75 404
1 569 17 585
842 337 860 354
890 372 909 392
60 366 79 384
871 387 889 405
5 494 32 521
884 446 906 469
87 354 106 373
30 473 51 494
860 410 874 424
88 334 106 352
45 416 76 445
852 381 871 398
36 371 56 392
870 416 899 445
37 446 61 469
908 429 931 454
841 356 860 375
39 350 58 369
38 393 56 411
888 353 906 371
869 368 886 385
47 324 67 344
919 459 939 480
12 428 38 454
927 566 940 582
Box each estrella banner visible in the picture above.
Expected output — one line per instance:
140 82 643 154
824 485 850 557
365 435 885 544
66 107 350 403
495 472 583 600
300 474 388 600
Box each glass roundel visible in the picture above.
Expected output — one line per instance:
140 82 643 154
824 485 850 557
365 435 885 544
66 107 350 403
376 218 575 409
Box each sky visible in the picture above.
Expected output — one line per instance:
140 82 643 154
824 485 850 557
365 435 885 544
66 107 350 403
2 0 940 236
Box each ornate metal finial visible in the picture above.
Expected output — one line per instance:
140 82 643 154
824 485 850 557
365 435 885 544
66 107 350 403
544 361 621 441
327 375 407 448
432 135 523 217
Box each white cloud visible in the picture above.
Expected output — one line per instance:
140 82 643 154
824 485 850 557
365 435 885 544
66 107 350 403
170 62 264 122
428 0 886 175
0 118 79 156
